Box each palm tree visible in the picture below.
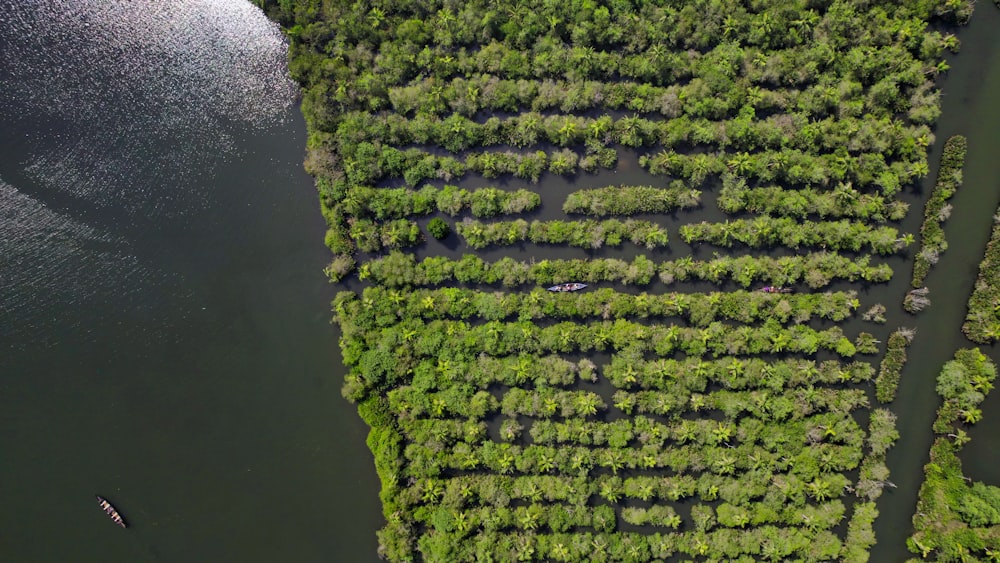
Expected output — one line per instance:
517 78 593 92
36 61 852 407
653 359 675 382
575 393 600 417
422 479 443 502
537 453 555 473
770 331 791 353
551 543 570 561
807 478 832 501
675 421 696 444
702 484 719 501
557 118 577 146
614 393 636 414
722 15 740 38
594 327 612 349
926 59 950 76
367 7 385 29
693 538 710 556
543 397 558 416
604 450 625 474
712 422 734 445
973 374 994 393
515 540 535 562
589 115 611 140
641 453 657 469
518 507 540 531
665 480 686 501
727 152 753 176
618 114 643 146
510 356 531 384
461 452 480 470
895 232 915 250
619 363 638 387
599 480 621 502
662 513 682 529
947 429 971 446
690 394 706 412
498 452 515 474
466 84 480 104
558 327 573 349
636 483 655 501
962 407 983 424
713 454 736 474
431 397 447 417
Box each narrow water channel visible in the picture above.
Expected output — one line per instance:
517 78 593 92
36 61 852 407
870 5 1000 560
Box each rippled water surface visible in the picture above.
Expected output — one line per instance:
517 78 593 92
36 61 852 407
0 1 380 561
0 0 297 344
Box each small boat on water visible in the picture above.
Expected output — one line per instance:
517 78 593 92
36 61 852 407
96 495 127 529
547 282 588 293
758 286 792 294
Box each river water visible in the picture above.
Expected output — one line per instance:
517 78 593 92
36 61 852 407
870 5 1000 561
0 1 380 561
6 1 998 561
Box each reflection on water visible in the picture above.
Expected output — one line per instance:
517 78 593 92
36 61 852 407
1 1 380 561
0 178 145 344
0 0 295 347
0 0 295 208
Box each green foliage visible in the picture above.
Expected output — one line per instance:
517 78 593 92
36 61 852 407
912 135 966 287
935 348 996 417
957 482 1000 527
272 0 973 558
563 184 701 216
427 217 451 240
718 173 908 223
355 286 861 329
680 217 907 255
910 349 1000 561
364 250 893 290
339 178 542 221
323 254 356 282
875 329 915 403
455 218 669 250
964 207 1000 342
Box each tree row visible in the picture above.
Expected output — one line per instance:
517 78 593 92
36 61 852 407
358 250 893 289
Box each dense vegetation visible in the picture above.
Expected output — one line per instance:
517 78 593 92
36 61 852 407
875 328 915 404
563 185 700 216
908 349 1000 561
259 0 974 559
964 206 1000 342
362 251 893 289
911 135 966 289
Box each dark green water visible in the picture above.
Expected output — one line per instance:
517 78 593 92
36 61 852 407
6 2 998 561
871 5 1000 561
0 2 380 561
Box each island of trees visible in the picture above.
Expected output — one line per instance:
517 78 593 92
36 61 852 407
258 0 978 560
908 348 999 560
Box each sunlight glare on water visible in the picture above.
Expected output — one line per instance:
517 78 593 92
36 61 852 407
0 0 297 347
0 0 296 208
